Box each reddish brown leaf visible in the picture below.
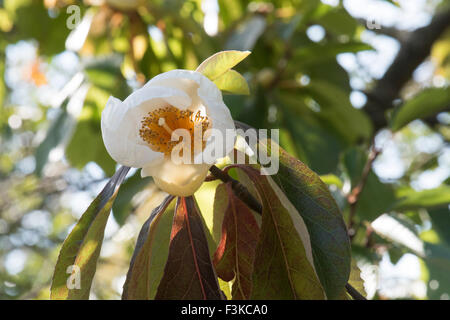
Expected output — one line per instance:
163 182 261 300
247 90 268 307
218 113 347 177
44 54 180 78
213 182 260 300
155 197 223 300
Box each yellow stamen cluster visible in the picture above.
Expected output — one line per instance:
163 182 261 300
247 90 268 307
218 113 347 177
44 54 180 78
139 105 211 157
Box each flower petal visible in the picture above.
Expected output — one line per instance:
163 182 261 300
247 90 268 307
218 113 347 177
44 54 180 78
145 70 236 163
141 158 210 196
101 86 191 168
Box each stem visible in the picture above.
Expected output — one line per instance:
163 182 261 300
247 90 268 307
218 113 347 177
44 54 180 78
209 165 262 214
345 283 367 300
347 145 381 239
208 165 367 300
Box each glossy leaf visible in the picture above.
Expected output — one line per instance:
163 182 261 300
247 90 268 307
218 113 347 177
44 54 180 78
213 69 250 95
155 197 223 300
50 166 130 300
235 165 326 300
213 183 260 300
261 140 351 300
196 50 250 81
122 195 175 300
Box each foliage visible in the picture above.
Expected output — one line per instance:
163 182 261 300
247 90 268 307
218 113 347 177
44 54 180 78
0 0 449 300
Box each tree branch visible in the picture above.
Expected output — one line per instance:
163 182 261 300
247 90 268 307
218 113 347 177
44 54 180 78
346 283 367 300
347 145 381 239
363 8 450 131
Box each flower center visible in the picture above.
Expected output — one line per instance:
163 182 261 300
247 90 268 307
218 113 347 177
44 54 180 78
139 106 210 157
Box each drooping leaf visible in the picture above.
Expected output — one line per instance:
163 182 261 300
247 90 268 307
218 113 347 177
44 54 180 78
35 106 72 176
122 195 175 300
225 16 266 51
213 69 250 95
112 171 152 226
66 119 116 176
50 166 130 300
260 139 351 300
234 165 326 300
155 197 223 300
196 50 250 81
391 87 450 131
213 183 260 300
194 180 226 257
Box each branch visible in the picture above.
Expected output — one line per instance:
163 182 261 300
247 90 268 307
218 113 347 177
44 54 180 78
363 8 450 131
346 283 367 300
347 145 381 239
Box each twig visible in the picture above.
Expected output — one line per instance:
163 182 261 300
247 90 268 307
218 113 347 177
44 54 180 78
346 283 367 300
347 145 381 239
209 165 262 214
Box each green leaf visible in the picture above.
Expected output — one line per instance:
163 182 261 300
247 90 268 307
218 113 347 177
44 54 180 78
317 8 358 37
122 195 175 300
6 0 72 55
428 207 450 246
84 56 130 100
347 259 366 298
213 183 260 300
35 106 72 176
423 242 450 300
264 141 351 299
213 69 250 95
112 171 151 226
50 166 130 300
294 42 373 66
155 197 223 300
393 185 450 211
278 95 344 174
391 87 450 131
304 81 373 142
66 119 116 176
225 16 266 51
196 50 250 81
235 165 326 300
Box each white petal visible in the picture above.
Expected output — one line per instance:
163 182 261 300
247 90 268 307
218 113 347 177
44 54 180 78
145 70 236 163
123 84 192 111
101 86 190 168
141 159 210 197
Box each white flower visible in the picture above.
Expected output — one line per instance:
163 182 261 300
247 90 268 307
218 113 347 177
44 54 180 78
101 69 236 197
